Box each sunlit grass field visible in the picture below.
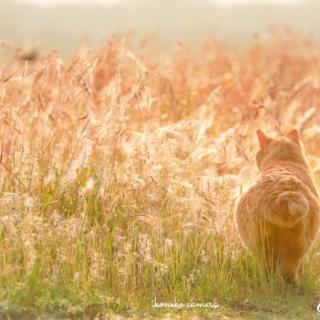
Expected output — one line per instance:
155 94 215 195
1 30 320 319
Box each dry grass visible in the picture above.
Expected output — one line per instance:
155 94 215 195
0 29 320 318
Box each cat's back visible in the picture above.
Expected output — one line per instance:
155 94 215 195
236 163 320 246
236 166 313 228
236 167 297 216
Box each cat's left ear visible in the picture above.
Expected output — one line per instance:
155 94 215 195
287 129 300 143
256 130 272 149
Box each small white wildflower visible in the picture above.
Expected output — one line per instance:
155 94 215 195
164 238 173 248
81 177 95 194
90 252 106 282
138 234 152 262
0 193 16 205
155 262 169 280
24 195 38 210
200 250 209 264
73 272 80 283
43 172 55 186
187 272 195 286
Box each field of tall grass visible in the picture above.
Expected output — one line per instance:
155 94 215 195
0 29 320 319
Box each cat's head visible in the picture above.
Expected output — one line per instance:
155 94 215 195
255 129 306 169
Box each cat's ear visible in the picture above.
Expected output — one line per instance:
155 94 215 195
287 129 300 143
256 130 271 149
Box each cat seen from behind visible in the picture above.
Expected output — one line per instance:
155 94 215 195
236 129 320 283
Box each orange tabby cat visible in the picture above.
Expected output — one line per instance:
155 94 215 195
236 129 320 282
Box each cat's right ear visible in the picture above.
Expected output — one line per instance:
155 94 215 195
256 130 271 149
287 129 300 144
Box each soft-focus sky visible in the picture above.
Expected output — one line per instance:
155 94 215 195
19 0 309 6
5 0 320 58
